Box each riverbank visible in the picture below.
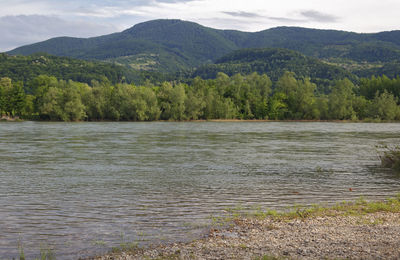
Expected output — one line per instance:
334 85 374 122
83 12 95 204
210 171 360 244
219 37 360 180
0 115 22 121
2 118 399 123
88 196 400 260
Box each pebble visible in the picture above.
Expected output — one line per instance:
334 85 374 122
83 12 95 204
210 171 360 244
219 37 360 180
88 212 400 260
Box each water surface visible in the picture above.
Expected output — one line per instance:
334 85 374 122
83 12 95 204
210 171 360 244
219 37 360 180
1 122 399 259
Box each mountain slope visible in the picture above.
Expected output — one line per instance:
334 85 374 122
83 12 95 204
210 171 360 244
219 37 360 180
0 53 173 86
7 19 400 74
193 48 355 92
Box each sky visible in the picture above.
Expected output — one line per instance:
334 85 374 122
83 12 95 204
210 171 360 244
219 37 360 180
1 0 400 52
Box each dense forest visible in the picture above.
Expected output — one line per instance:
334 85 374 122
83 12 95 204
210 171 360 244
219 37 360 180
192 48 356 93
0 53 175 87
1 72 400 122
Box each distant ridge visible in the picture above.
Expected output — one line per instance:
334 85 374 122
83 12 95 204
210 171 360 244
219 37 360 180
7 19 400 73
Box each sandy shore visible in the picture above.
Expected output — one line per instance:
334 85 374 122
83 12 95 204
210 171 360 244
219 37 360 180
88 210 400 260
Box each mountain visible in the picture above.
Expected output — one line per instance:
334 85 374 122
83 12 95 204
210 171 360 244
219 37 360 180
7 19 400 75
8 20 241 73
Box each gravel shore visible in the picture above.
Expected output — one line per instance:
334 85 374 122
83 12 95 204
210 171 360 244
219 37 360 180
89 211 400 260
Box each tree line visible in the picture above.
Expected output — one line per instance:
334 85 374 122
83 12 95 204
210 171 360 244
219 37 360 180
1 72 400 121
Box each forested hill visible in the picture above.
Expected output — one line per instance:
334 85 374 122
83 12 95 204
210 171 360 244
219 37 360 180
193 48 355 92
0 53 129 85
0 53 178 86
7 19 400 73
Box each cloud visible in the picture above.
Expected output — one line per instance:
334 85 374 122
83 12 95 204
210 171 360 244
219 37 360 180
156 0 198 3
0 15 117 52
264 10 338 25
222 11 263 18
268 17 303 23
300 10 339 23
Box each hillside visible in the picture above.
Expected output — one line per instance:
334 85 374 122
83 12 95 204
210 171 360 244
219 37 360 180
0 53 173 86
7 20 400 74
193 48 356 92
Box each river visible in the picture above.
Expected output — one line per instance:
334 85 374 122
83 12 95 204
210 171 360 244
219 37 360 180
0 122 399 259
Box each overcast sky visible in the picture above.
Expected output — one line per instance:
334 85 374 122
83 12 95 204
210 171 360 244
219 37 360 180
1 0 399 52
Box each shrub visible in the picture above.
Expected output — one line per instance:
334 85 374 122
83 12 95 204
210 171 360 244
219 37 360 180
380 145 400 172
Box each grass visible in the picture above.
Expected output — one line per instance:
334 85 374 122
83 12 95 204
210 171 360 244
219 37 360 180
15 242 55 260
379 145 400 172
110 232 140 254
35 247 55 260
18 240 25 260
219 194 400 224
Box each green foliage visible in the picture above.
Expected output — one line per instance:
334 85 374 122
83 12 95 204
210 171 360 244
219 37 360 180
0 53 127 86
356 61 400 79
158 82 187 120
275 72 317 119
1 70 400 122
359 75 400 100
247 195 400 221
369 91 400 120
380 145 400 172
37 80 88 121
0 77 27 117
193 48 355 91
328 79 356 120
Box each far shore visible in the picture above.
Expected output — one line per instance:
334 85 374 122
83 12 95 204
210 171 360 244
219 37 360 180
0 115 22 122
1 117 399 123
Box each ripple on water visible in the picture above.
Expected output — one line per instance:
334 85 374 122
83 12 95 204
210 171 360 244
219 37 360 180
0 122 400 259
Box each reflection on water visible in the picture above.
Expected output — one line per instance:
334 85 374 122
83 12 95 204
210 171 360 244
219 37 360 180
0 122 399 259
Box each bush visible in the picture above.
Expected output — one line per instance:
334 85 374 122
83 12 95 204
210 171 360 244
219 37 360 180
380 145 400 172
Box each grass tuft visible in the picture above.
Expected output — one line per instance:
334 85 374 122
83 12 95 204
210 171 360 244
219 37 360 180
379 145 400 172
237 194 400 222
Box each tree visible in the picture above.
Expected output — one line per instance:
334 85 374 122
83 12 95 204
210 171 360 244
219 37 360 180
38 79 86 121
290 78 316 119
9 81 26 117
246 73 271 119
39 86 64 120
369 91 400 120
62 81 87 121
185 87 205 120
328 78 356 120
0 77 12 115
275 72 317 119
0 77 26 117
158 82 186 120
268 92 288 120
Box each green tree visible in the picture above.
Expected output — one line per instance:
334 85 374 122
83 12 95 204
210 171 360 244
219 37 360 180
185 87 205 120
313 96 329 120
0 77 26 117
39 86 64 120
158 82 186 120
268 92 288 120
291 78 317 119
62 81 87 121
328 78 356 120
275 72 317 119
0 77 12 115
38 79 86 121
10 81 26 117
368 91 400 120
